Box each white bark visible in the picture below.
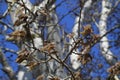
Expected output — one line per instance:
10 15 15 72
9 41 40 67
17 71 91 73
70 17 81 70
9 0 33 25
8 0 64 79
47 3 67 79
17 65 33 80
98 0 116 65
70 0 93 70
8 0 34 80
80 0 92 24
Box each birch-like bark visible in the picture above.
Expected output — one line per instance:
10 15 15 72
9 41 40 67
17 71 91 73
9 0 33 27
8 0 65 79
70 0 93 70
7 0 35 80
80 0 92 24
70 17 81 70
98 0 116 65
46 1 67 78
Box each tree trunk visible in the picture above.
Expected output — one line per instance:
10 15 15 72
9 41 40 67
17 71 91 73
8 0 40 80
8 0 65 79
98 0 117 65
70 0 93 70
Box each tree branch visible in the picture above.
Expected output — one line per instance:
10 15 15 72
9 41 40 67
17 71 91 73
0 49 16 80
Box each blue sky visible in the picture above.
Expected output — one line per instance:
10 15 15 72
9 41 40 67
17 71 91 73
0 0 75 78
0 0 120 80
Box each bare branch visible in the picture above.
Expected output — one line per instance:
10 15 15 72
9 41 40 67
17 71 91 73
0 49 16 80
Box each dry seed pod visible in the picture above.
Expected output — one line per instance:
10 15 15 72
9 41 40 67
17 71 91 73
7 30 26 41
14 13 27 26
14 19 24 26
36 75 44 80
66 33 75 39
74 72 82 80
18 13 28 20
26 62 39 70
107 62 120 75
40 42 55 53
78 53 92 65
81 25 93 36
16 49 29 63
49 76 60 80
